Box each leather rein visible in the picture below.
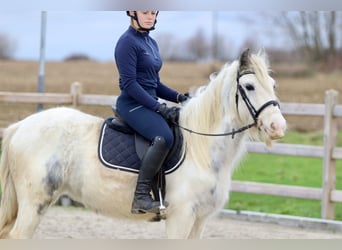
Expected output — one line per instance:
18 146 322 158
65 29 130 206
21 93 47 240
175 71 280 138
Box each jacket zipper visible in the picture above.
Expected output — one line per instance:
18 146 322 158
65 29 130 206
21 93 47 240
145 37 158 59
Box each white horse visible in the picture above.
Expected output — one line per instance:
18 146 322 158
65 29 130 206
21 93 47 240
0 49 286 239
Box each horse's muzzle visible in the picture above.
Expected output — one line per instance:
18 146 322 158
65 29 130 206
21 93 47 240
259 112 287 140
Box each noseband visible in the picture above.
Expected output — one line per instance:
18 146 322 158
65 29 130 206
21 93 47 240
235 70 280 127
174 71 280 138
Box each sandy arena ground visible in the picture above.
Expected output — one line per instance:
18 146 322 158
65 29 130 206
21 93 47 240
33 206 342 239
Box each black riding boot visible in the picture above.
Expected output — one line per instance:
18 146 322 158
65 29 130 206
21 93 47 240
131 136 169 214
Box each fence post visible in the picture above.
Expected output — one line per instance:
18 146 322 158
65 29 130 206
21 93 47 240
70 82 82 108
321 89 338 219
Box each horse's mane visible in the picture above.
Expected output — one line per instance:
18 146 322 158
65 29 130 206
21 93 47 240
179 60 239 169
179 51 271 169
181 61 237 130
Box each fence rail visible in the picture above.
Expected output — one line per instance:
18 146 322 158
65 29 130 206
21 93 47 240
0 82 341 220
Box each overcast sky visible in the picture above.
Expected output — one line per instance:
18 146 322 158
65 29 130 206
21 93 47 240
1 0 342 62
0 11 290 61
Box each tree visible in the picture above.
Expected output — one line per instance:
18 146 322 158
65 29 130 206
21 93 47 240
0 33 16 59
63 53 92 61
186 28 210 61
212 33 235 62
155 32 181 61
277 11 341 63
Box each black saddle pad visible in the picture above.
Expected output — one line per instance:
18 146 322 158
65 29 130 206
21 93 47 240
98 118 185 175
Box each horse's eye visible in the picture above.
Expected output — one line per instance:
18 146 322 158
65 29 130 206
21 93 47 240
245 84 255 91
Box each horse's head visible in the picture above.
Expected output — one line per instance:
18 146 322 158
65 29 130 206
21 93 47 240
234 48 286 146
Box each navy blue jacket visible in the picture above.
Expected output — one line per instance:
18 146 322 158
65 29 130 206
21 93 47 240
115 26 179 111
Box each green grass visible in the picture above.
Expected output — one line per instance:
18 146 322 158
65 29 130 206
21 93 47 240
227 130 342 220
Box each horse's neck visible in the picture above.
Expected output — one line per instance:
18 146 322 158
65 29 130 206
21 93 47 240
180 69 247 173
209 132 247 175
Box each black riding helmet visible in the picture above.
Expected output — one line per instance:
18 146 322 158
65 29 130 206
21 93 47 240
126 11 159 31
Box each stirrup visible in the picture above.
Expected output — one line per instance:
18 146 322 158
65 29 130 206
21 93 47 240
148 188 168 221
158 188 167 216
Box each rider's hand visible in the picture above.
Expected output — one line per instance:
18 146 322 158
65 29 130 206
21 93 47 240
177 93 190 103
157 103 180 123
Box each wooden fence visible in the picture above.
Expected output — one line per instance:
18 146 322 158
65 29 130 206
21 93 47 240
0 82 342 220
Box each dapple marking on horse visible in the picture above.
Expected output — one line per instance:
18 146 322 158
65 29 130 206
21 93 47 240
0 49 286 239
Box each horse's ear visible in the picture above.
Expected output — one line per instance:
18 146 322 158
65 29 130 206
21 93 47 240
239 48 251 72
209 72 218 81
257 47 269 67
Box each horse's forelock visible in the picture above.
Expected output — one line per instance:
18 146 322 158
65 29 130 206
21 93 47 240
250 53 274 92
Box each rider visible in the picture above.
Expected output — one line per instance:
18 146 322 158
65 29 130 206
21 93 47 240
114 11 188 214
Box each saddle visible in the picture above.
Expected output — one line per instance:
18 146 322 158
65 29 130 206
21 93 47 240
97 115 185 219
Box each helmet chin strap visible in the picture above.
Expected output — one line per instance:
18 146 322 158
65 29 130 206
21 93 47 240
126 11 158 32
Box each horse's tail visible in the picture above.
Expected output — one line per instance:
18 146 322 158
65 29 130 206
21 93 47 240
0 122 20 238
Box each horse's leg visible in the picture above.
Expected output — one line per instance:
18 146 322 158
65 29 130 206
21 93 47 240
165 205 197 239
7 178 58 239
8 203 43 239
0 173 18 238
8 184 59 239
7 158 62 238
188 216 210 239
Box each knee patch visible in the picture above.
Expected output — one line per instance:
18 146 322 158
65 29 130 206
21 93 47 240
153 136 173 149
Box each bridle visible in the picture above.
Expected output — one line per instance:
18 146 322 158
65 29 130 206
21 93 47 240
175 70 280 138
235 70 279 132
